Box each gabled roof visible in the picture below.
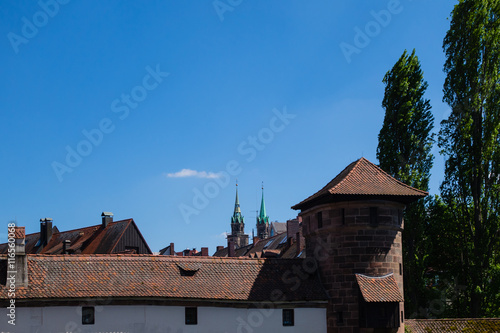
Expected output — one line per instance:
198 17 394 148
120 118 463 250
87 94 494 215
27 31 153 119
405 319 500 333
0 219 152 255
0 255 328 304
356 273 403 302
292 157 428 210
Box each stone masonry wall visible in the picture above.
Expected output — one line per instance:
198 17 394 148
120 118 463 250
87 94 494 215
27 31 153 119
301 200 405 333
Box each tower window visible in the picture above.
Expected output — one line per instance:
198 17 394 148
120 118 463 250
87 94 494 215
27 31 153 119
82 307 95 325
399 263 402 275
336 311 344 324
317 211 323 229
282 309 294 326
369 207 378 227
185 307 197 325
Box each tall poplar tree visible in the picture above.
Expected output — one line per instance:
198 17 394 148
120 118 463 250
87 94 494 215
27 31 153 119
439 0 500 316
377 49 434 317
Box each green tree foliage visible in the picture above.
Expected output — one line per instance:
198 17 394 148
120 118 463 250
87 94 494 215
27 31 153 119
439 0 500 317
376 49 434 317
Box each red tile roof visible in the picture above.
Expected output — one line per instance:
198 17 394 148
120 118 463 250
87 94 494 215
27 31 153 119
0 255 328 303
0 219 152 255
292 157 428 210
405 319 500 332
356 273 403 302
213 233 293 258
14 227 25 239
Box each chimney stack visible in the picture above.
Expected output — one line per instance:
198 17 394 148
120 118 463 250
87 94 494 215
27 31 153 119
63 240 71 254
296 232 303 256
253 236 260 245
169 242 175 255
228 239 235 257
39 218 53 248
286 218 299 240
7 225 28 287
101 212 113 228
216 245 224 252
201 247 209 257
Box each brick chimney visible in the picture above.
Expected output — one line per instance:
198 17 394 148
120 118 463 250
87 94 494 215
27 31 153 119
169 242 175 255
201 247 209 257
7 225 28 287
296 232 302 256
228 239 235 257
39 218 53 248
101 212 113 228
63 240 71 254
286 218 299 240
253 236 260 245
216 245 224 252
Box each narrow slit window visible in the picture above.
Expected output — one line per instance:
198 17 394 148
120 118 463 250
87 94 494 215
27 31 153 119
336 311 344 324
282 309 294 326
317 211 323 229
185 307 197 325
82 307 95 325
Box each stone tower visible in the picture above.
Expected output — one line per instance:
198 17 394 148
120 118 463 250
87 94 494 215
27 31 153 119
256 185 270 239
227 183 248 248
292 158 427 333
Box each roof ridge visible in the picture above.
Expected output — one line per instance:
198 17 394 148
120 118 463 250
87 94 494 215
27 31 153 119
22 254 306 262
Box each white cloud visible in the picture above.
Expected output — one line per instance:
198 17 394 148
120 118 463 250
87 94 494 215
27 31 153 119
166 168 222 179
214 232 228 239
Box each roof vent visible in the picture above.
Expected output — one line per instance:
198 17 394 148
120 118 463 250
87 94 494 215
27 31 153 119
177 262 201 276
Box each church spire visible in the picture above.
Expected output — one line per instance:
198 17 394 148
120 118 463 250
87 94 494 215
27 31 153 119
231 181 243 224
256 182 270 239
228 181 248 248
258 183 268 223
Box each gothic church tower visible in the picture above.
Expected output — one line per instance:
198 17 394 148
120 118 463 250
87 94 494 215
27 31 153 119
227 183 248 248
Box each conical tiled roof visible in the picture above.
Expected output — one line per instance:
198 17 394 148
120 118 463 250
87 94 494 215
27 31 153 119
292 157 428 210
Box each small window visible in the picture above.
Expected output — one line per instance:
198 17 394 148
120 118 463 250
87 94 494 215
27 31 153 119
317 211 323 229
185 307 197 325
336 311 344 324
401 311 404 323
399 263 402 275
369 207 378 226
82 306 95 325
282 309 294 326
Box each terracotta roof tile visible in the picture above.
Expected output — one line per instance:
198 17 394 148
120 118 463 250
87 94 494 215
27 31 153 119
405 319 500 332
292 157 428 210
0 219 152 255
0 255 328 303
14 227 25 239
356 273 403 302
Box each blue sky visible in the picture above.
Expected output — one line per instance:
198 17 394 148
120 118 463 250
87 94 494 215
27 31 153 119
1 0 456 253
